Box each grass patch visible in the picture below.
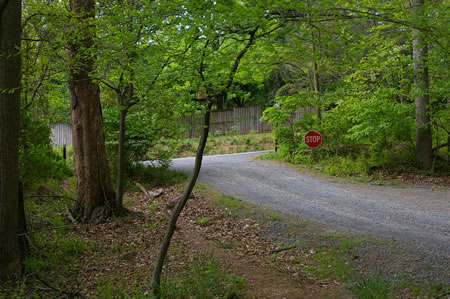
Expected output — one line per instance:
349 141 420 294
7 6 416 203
349 271 393 299
168 132 274 158
409 282 450 298
216 241 235 250
129 163 188 189
302 246 355 281
159 254 244 298
197 217 211 226
265 209 283 221
198 186 253 216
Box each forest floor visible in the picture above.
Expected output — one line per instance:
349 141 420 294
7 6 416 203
18 174 448 298
19 179 346 298
78 185 346 298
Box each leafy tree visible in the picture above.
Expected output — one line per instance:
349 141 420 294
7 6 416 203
94 0 190 213
150 0 282 294
21 0 69 123
66 0 115 222
412 0 432 169
262 0 448 170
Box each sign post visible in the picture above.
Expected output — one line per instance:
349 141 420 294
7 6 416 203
304 130 322 160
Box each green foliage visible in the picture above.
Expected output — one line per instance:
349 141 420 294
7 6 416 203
196 217 211 226
166 132 274 157
128 163 187 188
24 233 90 275
303 247 355 281
103 106 154 162
19 111 73 190
159 255 244 298
103 104 184 185
262 92 317 157
350 271 393 299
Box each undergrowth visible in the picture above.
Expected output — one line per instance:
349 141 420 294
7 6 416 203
259 149 450 182
162 132 274 158
349 271 393 299
12 167 245 298
159 254 244 298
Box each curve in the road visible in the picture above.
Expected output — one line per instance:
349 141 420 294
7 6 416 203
167 151 450 258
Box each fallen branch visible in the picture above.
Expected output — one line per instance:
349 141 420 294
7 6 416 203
66 206 77 224
33 273 81 298
135 182 164 198
135 181 149 197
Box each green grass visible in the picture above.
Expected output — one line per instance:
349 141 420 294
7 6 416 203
409 282 450 298
197 217 211 226
302 246 355 281
24 234 92 276
159 254 244 298
168 132 274 157
128 163 188 189
349 271 393 299
216 241 235 249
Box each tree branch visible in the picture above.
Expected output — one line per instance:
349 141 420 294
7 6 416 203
225 26 259 91
432 143 448 152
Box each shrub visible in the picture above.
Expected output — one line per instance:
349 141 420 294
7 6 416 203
19 111 73 191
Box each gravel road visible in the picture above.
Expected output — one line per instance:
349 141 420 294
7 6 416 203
168 151 450 282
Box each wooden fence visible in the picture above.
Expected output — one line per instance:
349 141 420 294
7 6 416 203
184 106 310 137
50 106 311 144
50 123 72 146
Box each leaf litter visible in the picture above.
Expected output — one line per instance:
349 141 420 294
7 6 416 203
68 185 344 298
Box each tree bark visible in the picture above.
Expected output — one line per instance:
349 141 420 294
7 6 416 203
0 0 22 283
18 182 29 267
311 31 321 122
151 102 213 296
115 106 128 215
67 0 116 222
412 0 433 170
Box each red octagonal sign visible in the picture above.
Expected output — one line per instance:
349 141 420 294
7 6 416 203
304 130 322 148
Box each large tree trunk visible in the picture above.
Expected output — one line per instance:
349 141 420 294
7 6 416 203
412 0 433 170
67 0 115 222
0 0 22 283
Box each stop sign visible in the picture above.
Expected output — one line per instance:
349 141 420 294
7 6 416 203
304 130 322 148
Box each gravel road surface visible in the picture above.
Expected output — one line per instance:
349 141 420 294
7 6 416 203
169 151 449 263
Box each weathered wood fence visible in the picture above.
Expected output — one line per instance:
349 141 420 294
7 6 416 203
50 123 72 146
184 106 308 137
50 106 309 144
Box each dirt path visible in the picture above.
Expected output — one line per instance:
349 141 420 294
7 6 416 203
180 227 343 298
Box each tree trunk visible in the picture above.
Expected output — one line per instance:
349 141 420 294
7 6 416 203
18 182 29 267
115 107 128 215
151 102 214 297
67 0 116 222
0 0 22 283
311 32 321 122
412 0 433 170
